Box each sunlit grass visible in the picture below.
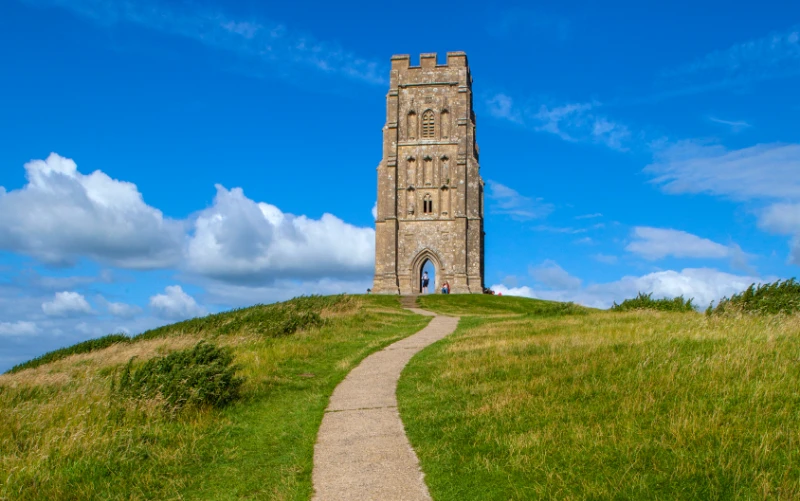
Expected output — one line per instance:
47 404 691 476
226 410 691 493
399 296 800 500
0 294 429 500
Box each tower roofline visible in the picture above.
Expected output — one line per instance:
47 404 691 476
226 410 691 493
390 52 468 70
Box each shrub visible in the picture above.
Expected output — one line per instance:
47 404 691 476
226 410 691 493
115 341 243 412
707 278 800 315
7 333 130 374
611 292 696 312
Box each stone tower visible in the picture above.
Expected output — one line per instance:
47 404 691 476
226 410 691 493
373 52 485 294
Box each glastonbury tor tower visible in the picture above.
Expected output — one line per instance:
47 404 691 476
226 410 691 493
373 52 485 294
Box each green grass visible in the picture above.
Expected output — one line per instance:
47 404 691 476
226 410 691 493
612 292 697 312
398 295 800 500
0 294 429 500
710 278 800 315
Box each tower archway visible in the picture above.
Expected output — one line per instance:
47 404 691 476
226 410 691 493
410 248 442 294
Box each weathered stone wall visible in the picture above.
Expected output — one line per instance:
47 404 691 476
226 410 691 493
373 52 484 294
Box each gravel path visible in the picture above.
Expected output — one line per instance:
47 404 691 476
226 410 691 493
311 306 459 501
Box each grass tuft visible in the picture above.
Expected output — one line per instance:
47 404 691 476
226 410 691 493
114 341 243 413
708 278 800 315
611 292 696 312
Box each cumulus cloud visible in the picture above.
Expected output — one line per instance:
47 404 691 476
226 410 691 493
149 285 206 320
0 153 184 268
486 180 553 220
626 227 732 260
372 202 378 220
42 291 94 317
493 266 765 309
186 185 374 284
0 321 38 336
529 260 582 289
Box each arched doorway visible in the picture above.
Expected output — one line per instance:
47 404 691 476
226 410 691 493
420 259 436 294
410 249 442 294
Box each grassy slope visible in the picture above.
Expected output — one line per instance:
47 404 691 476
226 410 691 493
0 295 429 501
400 295 800 500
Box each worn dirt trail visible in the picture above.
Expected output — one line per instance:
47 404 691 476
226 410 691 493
311 302 458 501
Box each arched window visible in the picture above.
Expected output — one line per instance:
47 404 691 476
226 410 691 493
423 194 433 214
421 110 435 138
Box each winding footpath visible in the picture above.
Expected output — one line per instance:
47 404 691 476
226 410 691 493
312 304 459 501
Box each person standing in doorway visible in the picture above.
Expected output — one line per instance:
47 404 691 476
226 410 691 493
421 271 429 293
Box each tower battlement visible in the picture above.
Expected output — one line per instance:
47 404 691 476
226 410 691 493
390 52 468 70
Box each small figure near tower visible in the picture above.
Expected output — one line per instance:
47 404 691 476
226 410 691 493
373 52 485 294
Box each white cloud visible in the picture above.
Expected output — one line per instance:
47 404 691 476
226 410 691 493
758 203 800 264
593 254 618 264
759 203 800 234
483 96 632 151
42 291 94 317
708 116 751 132
626 227 733 260
493 267 765 309
575 213 603 219
0 153 184 268
372 202 377 220
486 94 522 123
646 141 800 200
186 185 374 283
663 25 800 81
529 260 581 290
534 102 631 151
30 0 385 85
0 321 38 336
149 285 206 320
486 180 553 220
107 302 142 319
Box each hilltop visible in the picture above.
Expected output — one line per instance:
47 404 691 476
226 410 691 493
2 292 799 500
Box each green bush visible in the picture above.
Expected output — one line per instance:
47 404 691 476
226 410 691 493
7 333 130 374
115 341 243 412
611 292 696 312
707 278 800 315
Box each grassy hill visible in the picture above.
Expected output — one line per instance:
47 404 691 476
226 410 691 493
400 295 800 499
2 292 799 500
0 295 428 500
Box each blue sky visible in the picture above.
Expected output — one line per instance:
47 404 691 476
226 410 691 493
1 0 799 371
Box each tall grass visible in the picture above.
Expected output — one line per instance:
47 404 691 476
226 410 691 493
399 301 800 500
709 278 800 315
0 294 428 500
611 292 696 312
